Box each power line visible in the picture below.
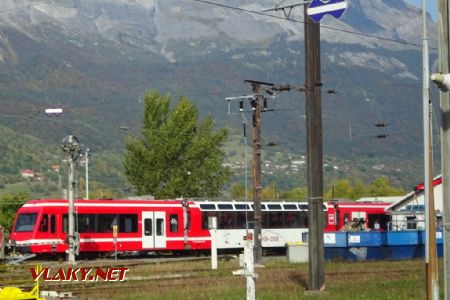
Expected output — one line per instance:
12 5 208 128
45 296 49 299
188 0 434 49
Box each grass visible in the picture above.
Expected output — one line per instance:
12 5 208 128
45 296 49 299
0 257 445 299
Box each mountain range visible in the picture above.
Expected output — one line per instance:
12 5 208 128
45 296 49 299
0 0 441 194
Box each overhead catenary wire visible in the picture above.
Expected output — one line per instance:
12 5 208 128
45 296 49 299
188 0 435 50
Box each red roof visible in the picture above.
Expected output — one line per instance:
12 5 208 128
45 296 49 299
414 176 442 193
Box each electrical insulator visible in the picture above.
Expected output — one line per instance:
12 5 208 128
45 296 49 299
263 98 268 111
239 99 244 111
251 99 256 111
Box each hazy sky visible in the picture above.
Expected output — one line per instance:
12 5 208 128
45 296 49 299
405 0 438 19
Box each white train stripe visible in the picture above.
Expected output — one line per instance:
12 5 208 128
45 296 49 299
14 237 210 245
22 203 197 208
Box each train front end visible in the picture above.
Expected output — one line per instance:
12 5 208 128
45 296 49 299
9 200 65 254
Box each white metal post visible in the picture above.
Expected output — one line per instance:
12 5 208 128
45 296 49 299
68 157 76 264
244 233 255 300
209 216 217 270
85 149 89 200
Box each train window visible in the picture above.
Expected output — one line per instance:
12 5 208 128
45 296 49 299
299 204 308 210
63 214 68 233
119 214 138 233
97 214 117 233
78 214 96 233
39 214 48 232
169 214 179 233
298 211 308 228
283 204 297 210
219 212 234 229
268 211 283 228
261 211 268 228
200 204 216 210
202 211 218 229
218 204 233 210
284 211 298 228
144 219 152 236
406 216 417 230
235 204 250 210
50 215 56 234
246 212 255 229
15 213 38 232
235 212 248 229
267 204 282 210
156 218 164 236
344 213 350 224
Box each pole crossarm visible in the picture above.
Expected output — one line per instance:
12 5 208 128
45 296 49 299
262 1 311 19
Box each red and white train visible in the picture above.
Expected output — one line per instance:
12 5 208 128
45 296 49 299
8 198 391 255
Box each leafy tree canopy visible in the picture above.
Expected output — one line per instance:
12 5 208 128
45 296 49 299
324 177 404 200
123 90 231 198
0 191 29 231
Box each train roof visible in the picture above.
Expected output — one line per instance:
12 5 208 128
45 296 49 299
21 198 195 209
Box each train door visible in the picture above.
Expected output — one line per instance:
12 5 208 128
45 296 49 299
142 211 166 249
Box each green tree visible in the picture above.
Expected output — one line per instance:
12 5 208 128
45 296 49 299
368 177 404 196
262 182 279 200
280 187 307 200
325 179 353 199
123 90 231 198
350 180 367 200
230 183 246 199
0 191 29 230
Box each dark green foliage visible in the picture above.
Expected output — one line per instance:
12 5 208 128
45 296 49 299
324 177 405 200
123 90 231 198
0 191 28 231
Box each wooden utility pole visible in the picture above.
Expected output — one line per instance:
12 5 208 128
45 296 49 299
422 1 439 299
246 80 263 265
437 1 450 299
228 81 274 266
304 4 325 291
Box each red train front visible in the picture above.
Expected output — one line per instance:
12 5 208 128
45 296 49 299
9 199 211 255
324 200 391 232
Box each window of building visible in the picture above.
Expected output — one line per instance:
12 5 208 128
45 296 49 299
406 216 417 230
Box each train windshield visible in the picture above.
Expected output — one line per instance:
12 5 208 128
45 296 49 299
14 213 38 232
